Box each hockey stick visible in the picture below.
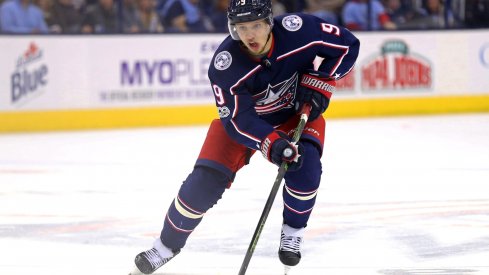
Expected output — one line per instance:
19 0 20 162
238 103 311 275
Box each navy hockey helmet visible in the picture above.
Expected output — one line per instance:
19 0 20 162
227 0 274 40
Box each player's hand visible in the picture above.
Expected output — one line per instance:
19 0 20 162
261 131 303 171
295 70 335 121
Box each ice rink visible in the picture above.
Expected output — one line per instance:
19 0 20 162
1 113 489 275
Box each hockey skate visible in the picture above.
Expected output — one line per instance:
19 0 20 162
129 239 180 275
278 224 305 274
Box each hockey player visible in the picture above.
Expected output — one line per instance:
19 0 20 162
131 0 360 274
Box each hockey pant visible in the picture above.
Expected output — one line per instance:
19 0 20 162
161 116 325 250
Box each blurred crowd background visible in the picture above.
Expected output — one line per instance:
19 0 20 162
0 0 488 34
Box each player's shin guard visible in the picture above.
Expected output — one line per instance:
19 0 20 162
279 142 321 268
282 141 322 228
160 166 229 250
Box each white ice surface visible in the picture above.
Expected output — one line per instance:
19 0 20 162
1 114 489 275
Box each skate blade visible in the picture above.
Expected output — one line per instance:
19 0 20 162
284 265 292 275
128 266 143 275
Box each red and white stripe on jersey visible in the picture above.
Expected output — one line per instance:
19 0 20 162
228 65 264 145
277 40 351 78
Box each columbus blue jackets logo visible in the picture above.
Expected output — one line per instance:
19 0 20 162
254 73 298 115
214 51 232 71
282 15 303 32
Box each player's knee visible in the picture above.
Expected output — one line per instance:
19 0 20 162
284 141 322 189
178 166 229 212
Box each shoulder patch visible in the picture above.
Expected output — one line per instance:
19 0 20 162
218 106 230 118
282 15 303 32
214 51 232 71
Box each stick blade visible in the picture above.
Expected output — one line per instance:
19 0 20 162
129 266 143 275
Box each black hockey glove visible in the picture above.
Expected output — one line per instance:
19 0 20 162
261 131 304 171
295 70 335 121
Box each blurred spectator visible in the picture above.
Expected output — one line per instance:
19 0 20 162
279 0 305 12
206 0 286 34
71 0 84 10
122 0 141 32
272 0 286 16
133 0 163 32
383 0 426 29
417 0 445 28
465 0 489 28
155 0 166 17
413 0 460 29
159 0 213 33
81 0 137 33
34 0 53 26
383 0 403 22
48 0 82 33
341 0 397 30
199 0 213 15
207 0 226 33
81 0 117 33
0 0 49 33
304 0 345 25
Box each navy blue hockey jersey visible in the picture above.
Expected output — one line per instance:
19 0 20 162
208 13 360 150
